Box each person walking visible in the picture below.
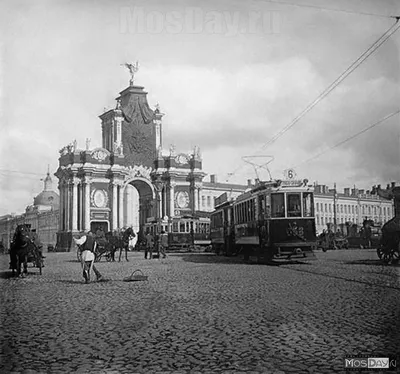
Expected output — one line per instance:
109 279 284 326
160 231 168 259
145 231 154 259
74 231 103 283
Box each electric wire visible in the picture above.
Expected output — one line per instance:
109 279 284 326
260 18 400 150
224 18 400 182
259 0 397 19
290 110 400 169
0 169 51 177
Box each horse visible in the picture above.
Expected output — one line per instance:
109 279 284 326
106 227 135 262
9 224 33 277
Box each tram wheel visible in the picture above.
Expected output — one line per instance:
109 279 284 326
382 251 392 264
392 249 399 264
376 246 384 260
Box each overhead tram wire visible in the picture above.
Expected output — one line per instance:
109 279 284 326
0 169 50 178
290 110 400 169
260 18 400 150
224 18 400 183
259 0 397 19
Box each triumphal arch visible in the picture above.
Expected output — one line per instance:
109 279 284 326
55 65 205 251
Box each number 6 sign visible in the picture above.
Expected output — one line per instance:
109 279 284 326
285 169 297 180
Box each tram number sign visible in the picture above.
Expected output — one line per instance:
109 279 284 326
286 222 305 239
285 169 297 180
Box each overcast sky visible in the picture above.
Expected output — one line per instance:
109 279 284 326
0 0 399 216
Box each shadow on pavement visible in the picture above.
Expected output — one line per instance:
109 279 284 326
0 270 43 279
344 259 400 267
57 279 112 285
178 253 313 266
0 270 17 279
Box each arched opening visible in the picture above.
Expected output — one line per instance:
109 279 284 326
122 178 155 236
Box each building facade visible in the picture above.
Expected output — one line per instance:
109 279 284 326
0 172 60 251
314 184 395 234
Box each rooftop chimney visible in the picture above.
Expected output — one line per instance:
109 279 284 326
344 188 350 196
247 179 252 187
210 174 217 184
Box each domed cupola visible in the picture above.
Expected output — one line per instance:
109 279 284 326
33 169 60 210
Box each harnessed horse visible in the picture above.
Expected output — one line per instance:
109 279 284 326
106 227 135 262
9 224 32 277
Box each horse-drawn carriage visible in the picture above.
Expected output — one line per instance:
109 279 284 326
377 216 400 264
317 231 349 251
9 224 44 277
75 227 135 263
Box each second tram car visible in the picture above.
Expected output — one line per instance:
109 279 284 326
143 214 211 250
210 179 317 262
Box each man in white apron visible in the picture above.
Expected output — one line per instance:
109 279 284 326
74 231 103 283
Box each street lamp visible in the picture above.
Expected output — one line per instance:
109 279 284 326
153 179 164 254
333 183 338 234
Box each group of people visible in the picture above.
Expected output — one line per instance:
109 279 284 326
144 230 168 259
75 227 169 283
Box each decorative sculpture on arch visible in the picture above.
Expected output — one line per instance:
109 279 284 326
194 145 201 160
113 141 124 156
169 144 176 157
121 61 139 86
125 165 153 181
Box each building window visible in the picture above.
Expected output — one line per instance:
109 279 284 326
201 196 205 208
316 202 319 212
325 203 327 213
207 196 211 207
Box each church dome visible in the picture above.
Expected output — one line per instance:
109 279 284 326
33 171 59 209
33 190 59 208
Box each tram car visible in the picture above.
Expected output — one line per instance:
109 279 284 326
211 179 317 262
210 193 235 256
143 214 211 250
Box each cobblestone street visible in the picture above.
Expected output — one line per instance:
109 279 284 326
1 249 399 374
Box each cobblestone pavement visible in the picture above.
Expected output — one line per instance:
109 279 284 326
1 248 399 374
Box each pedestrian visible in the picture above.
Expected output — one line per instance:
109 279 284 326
160 231 168 259
145 231 154 259
74 231 103 283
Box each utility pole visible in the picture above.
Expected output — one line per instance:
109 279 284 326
333 183 337 233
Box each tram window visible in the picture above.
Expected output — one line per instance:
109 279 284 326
258 195 265 219
179 222 185 233
287 194 301 217
172 222 179 232
302 193 314 217
271 193 285 217
186 222 190 232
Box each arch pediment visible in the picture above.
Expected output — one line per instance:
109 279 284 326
90 148 111 162
124 165 152 181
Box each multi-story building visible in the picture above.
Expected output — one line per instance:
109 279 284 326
0 171 60 251
314 184 395 234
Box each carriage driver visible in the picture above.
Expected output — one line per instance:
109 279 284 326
31 229 45 259
74 231 103 282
